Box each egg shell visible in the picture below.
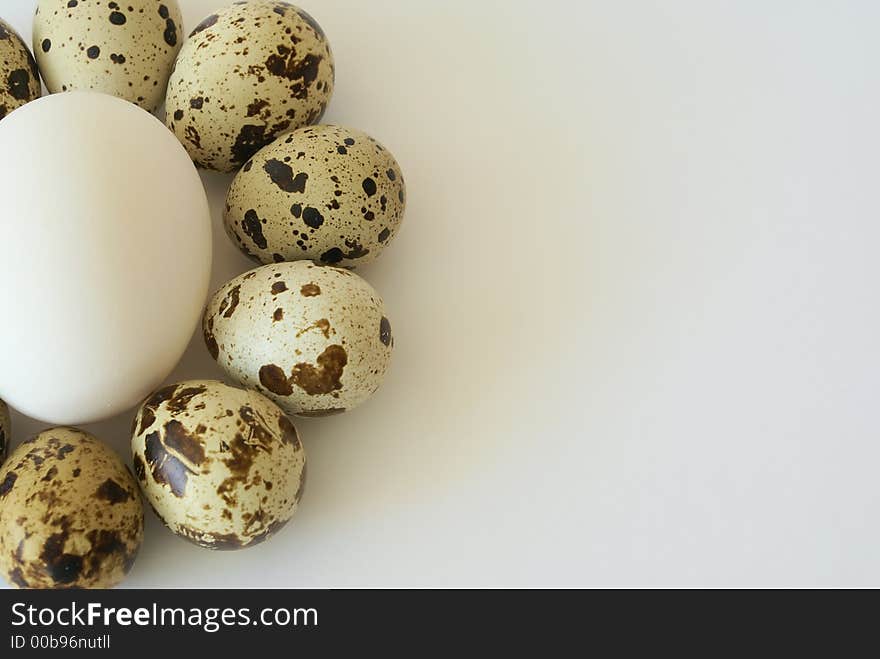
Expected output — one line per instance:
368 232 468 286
225 125 407 267
0 18 41 120
0 400 9 465
131 380 306 551
0 428 144 589
165 1 334 172
33 0 184 111
0 91 212 425
204 261 394 416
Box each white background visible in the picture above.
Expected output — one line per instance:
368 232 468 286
3 0 880 587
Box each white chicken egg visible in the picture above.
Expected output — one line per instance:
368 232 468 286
0 92 211 425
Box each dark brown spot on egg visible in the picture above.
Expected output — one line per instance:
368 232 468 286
380 317 393 346
265 46 322 86
247 98 270 117
277 415 300 447
85 529 130 576
232 124 271 166
271 281 288 295
184 124 202 149
40 532 83 585
144 431 195 497
300 283 320 296
87 45 100 59
290 345 347 395
241 209 268 250
41 39 51 52
302 206 324 229
320 247 344 264
264 159 308 193
109 11 126 25
320 241 369 264
7 70 31 101
220 284 242 318
362 177 377 196
215 413 275 506
273 307 284 322
145 384 178 410
239 406 275 445
260 364 293 396
204 315 219 360
41 466 58 482
164 18 178 47
96 478 133 504
167 385 207 413
378 228 391 242
138 407 156 435
133 455 146 481
163 420 206 465
0 471 17 497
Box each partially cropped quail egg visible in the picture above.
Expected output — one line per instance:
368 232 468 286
0 18 41 120
166 1 334 172
33 0 183 111
0 428 144 589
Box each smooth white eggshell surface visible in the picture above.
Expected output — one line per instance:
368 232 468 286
0 92 212 425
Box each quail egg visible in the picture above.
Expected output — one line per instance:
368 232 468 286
0 399 9 465
0 18 41 120
131 380 306 550
204 261 393 416
0 428 144 589
166 1 334 172
225 125 407 267
33 0 183 111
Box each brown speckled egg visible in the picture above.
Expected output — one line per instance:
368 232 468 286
225 125 407 267
165 1 334 172
0 399 9 465
203 262 393 417
33 0 184 112
131 380 306 550
0 428 144 589
0 18 41 120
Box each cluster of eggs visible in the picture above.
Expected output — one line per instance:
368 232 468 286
0 1 403 588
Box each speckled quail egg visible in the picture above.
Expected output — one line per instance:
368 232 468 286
165 1 334 172
225 125 407 267
204 261 393 417
0 18 41 120
33 0 183 111
131 380 306 550
0 399 9 465
0 428 144 589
